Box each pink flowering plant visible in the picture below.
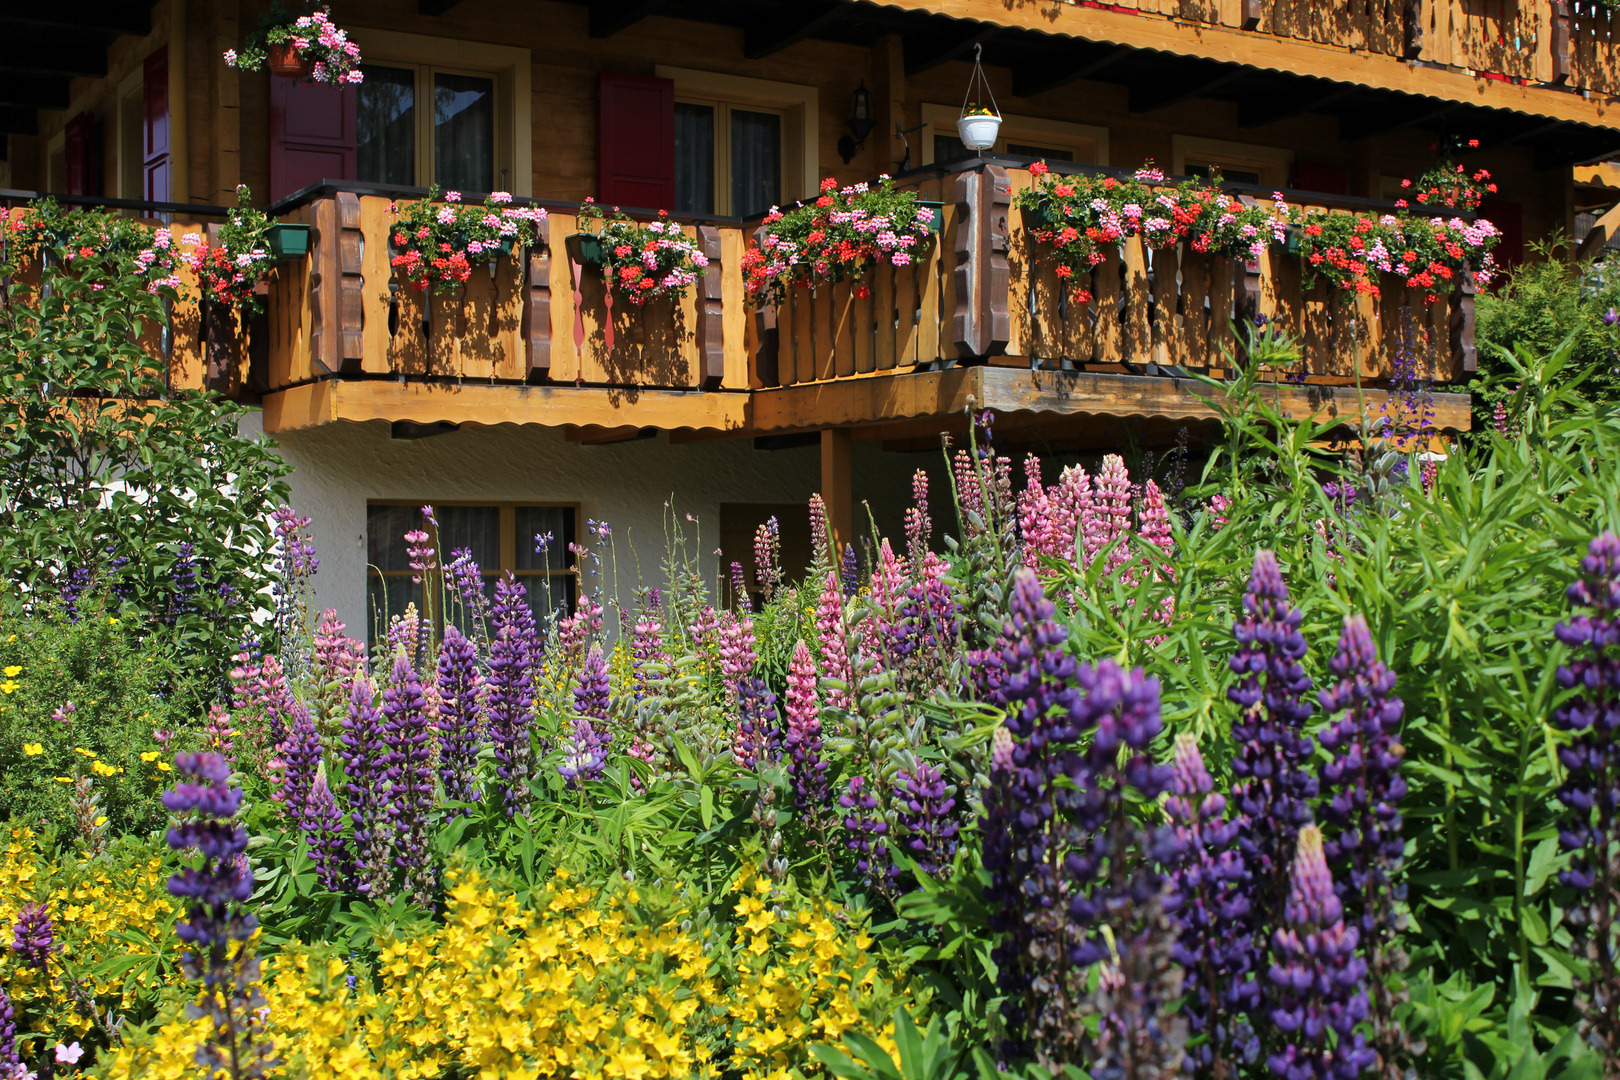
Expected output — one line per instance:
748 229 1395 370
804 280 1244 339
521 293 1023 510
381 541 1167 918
1014 161 1278 304
4 198 184 297
741 175 935 307
576 199 709 306
387 188 548 295
182 185 275 314
223 3 364 86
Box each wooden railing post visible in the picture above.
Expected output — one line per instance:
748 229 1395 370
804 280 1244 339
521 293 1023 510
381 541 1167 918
1402 0 1424 59
1550 0 1573 84
309 192 364 376
1451 276 1477 376
525 214 551 383
696 225 724 390
951 163 1011 359
1241 0 1262 31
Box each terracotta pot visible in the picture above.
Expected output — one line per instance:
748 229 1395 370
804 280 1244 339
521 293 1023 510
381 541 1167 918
267 41 310 79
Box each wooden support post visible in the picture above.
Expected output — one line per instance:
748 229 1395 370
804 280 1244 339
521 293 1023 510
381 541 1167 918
697 225 724 389
526 215 552 383
950 164 1011 358
309 192 364 376
821 427 854 555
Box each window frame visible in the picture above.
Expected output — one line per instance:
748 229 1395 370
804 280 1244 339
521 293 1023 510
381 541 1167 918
655 65 818 210
673 95 788 217
919 103 1109 167
348 28 531 195
1172 135 1293 189
365 499 579 637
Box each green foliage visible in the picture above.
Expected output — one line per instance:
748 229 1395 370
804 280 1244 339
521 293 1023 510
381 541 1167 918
0 601 204 838
0 201 290 684
1474 243 1620 421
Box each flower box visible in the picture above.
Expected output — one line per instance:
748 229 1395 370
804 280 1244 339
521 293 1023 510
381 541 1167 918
265 223 311 262
918 201 945 235
567 233 606 269
1280 224 1304 256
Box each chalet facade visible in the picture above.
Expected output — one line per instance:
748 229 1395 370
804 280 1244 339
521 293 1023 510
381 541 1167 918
5 0 1617 636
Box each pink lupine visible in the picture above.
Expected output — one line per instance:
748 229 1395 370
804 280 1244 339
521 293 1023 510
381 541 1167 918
691 605 721 651
809 494 831 569
404 528 436 584
1089 453 1134 576
313 609 366 686
1207 492 1232 531
1018 456 1052 570
1139 480 1173 557
866 538 909 664
816 571 853 710
630 612 670 701
754 517 782 602
953 449 983 519
386 607 422 676
783 640 828 821
905 469 932 564
717 610 757 701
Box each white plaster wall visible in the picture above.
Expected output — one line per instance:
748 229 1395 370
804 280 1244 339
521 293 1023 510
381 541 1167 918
247 415 931 637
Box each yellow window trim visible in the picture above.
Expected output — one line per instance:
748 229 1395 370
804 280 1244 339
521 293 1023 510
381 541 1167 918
347 28 532 196
1171 135 1293 189
918 102 1109 167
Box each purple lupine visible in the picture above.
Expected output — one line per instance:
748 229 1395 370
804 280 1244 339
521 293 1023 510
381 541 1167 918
1553 531 1620 1061
162 541 198 625
341 674 391 898
840 544 860 598
977 569 1176 1066
730 561 750 610
630 610 670 701
1266 825 1375 1080
559 643 612 788
435 624 484 812
303 774 351 893
273 703 322 827
10 903 56 971
1318 614 1408 1075
445 547 491 630
162 752 277 1079
717 611 757 702
1229 550 1319 923
487 573 538 817
839 776 894 888
0 988 15 1071
381 652 436 906
896 763 958 877
1167 734 1260 1078
783 640 829 824
732 676 780 769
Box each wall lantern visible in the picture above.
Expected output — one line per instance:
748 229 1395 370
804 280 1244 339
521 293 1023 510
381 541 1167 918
838 80 876 164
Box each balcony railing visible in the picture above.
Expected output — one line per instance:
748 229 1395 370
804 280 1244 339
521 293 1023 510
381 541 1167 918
1168 1 1616 93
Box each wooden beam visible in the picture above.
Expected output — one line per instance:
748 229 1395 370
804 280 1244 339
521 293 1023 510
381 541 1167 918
1338 101 1457 142
0 107 37 136
417 0 464 15
1129 68 1244 114
589 0 664 38
0 32 112 78
0 75 71 110
904 25 999 77
1011 45 1129 98
260 380 751 435
0 4 151 36
564 425 657 444
868 0 1613 130
1238 86 1355 128
821 428 854 554
744 1 851 59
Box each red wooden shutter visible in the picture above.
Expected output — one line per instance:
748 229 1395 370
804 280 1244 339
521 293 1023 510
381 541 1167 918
269 76 357 202
1291 161 1347 196
1478 198 1523 269
597 73 674 210
143 47 170 201
64 113 93 195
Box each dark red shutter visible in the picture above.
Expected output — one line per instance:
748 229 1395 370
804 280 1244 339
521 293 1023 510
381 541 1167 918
269 77 357 202
597 73 674 210
1478 197 1524 269
143 47 170 201
1291 161 1347 196
64 113 92 195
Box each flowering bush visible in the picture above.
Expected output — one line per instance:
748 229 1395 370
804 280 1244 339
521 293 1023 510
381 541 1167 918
388 188 548 295
4 199 184 296
1397 138 1497 212
742 176 934 307
223 3 363 86
1289 203 1499 303
183 185 274 314
1014 162 1279 304
576 200 709 306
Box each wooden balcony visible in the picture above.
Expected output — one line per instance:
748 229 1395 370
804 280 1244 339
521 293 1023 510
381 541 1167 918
234 165 1474 436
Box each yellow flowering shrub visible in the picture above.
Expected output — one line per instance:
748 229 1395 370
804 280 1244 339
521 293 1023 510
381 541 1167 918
98 861 907 1080
0 826 181 1059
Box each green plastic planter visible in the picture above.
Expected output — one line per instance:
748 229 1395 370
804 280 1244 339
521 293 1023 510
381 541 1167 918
266 223 311 262
918 200 945 234
567 233 606 267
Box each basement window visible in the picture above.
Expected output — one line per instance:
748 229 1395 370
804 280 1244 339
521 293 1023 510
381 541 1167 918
366 501 577 641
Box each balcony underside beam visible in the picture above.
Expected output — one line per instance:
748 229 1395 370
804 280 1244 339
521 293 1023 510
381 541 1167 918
745 1 852 58
587 0 666 38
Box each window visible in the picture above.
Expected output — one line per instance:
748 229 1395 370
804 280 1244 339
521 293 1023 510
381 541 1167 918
1172 136 1292 189
357 63 497 191
366 502 577 641
919 104 1107 168
346 29 531 195
656 66 818 217
673 99 782 217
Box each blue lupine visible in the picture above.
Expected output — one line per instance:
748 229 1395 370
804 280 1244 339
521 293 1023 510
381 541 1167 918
840 543 860 598
436 623 484 813
488 573 538 816
10 903 55 972
839 775 893 887
733 675 780 769
382 651 436 906
303 774 351 893
896 762 958 877
341 674 391 898
559 643 612 788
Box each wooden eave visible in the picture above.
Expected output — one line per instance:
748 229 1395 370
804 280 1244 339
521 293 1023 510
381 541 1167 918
260 367 1472 437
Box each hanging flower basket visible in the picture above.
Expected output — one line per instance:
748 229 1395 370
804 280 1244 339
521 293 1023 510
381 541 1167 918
266 42 311 79
957 44 1001 153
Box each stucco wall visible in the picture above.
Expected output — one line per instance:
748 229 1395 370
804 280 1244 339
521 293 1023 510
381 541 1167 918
244 413 934 638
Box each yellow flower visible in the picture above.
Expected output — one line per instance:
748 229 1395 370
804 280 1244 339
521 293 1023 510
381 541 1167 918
2 665 20 677
157 762 173 772
72 747 97 758
107 617 119 626
22 743 43 756
139 751 161 763
0 682 16 695
91 761 122 777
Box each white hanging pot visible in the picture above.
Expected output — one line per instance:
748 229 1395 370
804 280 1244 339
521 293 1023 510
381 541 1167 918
957 113 1001 152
